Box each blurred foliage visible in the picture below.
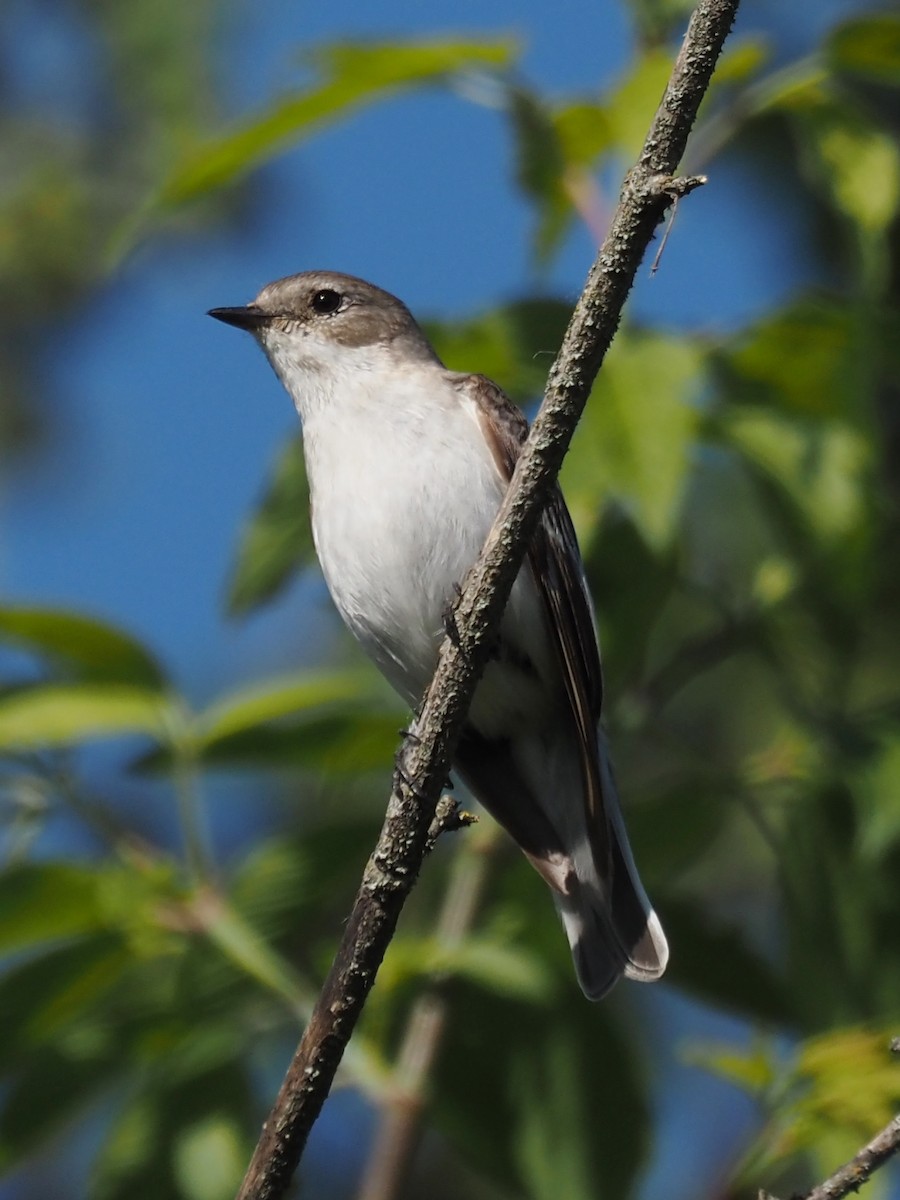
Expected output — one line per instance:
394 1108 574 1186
226 436 315 617
157 37 517 206
0 0 221 451
1 3 900 1200
690 1028 900 1192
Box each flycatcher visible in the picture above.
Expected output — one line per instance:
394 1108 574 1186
210 271 668 1000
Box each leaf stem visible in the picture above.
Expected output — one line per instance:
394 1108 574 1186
172 739 214 884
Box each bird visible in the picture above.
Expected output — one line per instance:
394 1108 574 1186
209 270 668 999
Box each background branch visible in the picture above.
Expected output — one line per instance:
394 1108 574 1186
763 1107 900 1200
802 1115 900 1200
235 2 741 1197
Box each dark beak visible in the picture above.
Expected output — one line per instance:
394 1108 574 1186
208 305 269 331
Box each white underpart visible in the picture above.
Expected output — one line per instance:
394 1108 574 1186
264 326 553 736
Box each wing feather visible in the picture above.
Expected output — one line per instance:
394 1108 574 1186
448 372 667 994
455 373 612 868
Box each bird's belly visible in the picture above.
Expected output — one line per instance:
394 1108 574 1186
310 429 508 707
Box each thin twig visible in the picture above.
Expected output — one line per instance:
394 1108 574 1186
234 3 741 1197
760 1112 900 1200
173 749 214 883
425 794 478 850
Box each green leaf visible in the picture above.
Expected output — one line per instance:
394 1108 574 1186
856 733 900 860
507 87 589 265
708 38 770 87
827 14 900 85
438 937 553 1002
509 87 565 211
0 934 130 1071
685 1039 779 1094
623 778 730 885
91 1095 164 1200
705 1029 900 1190
0 863 105 954
513 1021 629 1200
226 435 314 616
134 671 404 774
626 0 699 45
379 933 554 1004
554 100 611 167
795 1028 900 1139
173 670 404 774
607 48 674 157
508 94 612 263
0 607 166 688
174 1115 247 1200
197 670 376 742
229 823 382 942
192 709 403 774
717 298 866 421
0 683 177 750
584 510 679 685
781 786 900 1027
561 330 703 548
194 891 304 1008
417 853 649 1198
721 409 871 545
795 100 900 233
162 37 517 204
227 838 312 938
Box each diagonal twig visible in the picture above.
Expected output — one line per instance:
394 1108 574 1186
235 2 741 1197
762 1112 900 1200
356 826 500 1200
761 1042 900 1200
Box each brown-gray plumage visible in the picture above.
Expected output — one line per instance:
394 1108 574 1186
210 271 668 999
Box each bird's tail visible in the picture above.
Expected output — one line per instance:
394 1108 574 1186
553 783 668 1001
453 725 667 1001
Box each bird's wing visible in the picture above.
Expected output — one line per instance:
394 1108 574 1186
452 372 611 872
450 374 667 996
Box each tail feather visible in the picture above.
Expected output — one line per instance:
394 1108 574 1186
556 808 669 1001
558 887 667 1001
454 724 668 1001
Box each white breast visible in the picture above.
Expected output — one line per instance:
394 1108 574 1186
299 364 510 706
270 337 556 732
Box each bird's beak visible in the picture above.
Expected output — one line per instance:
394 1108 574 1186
208 305 269 331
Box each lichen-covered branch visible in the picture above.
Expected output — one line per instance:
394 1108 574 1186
234 3 741 1197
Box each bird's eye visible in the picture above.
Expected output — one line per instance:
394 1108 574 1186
310 289 342 315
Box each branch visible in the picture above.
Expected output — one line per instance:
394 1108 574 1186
356 827 500 1200
235 3 741 1197
759 1041 900 1200
802 1116 900 1200
761 1115 900 1200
